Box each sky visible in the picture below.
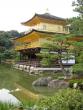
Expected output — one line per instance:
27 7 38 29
0 0 78 32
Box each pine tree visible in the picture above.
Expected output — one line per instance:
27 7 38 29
38 34 73 77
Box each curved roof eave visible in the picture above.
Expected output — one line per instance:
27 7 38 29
21 13 66 26
21 13 37 26
14 29 66 40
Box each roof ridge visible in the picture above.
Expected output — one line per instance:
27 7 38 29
21 13 66 25
35 13 65 21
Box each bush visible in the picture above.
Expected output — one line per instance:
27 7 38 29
37 89 83 110
73 64 83 76
0 102 15 110
69 79 83 89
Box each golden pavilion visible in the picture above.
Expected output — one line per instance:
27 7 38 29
14 13 70 66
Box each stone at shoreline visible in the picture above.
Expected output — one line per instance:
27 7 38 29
32 77 52 86
48 79 69 88
0 88 21 105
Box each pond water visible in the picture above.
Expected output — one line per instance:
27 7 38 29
32 86 58 96
0 64 65 102
0 88 21 105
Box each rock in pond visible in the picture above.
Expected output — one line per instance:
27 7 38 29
48 79 69 88
0 88 21 105
32 77 52 86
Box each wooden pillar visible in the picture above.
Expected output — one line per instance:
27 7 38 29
20 52 23 61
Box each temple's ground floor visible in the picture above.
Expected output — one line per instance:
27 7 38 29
18 47 41 67
17 47 75 68
14 47 75 78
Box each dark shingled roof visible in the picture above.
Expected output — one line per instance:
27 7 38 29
22 13 66 25
35 13 65 21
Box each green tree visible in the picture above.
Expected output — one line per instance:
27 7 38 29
72 41 83 75
72 0 83 17
70 0 83 75
68 0 83 35
38 34 73 77
0 30 21 63
69 17 83 35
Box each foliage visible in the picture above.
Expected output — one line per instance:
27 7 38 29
69 0 83 34
69 17 83 35
1 84 83 110
0 102 15 110
0 30 21 62
38 32 83 77
37 89 83 110
72 0 83 16
38 34 73 76
38 49 58 67
69 79 83 87
72 42 83 74
73 63 83 74
7 30 22 38
13 51 20 62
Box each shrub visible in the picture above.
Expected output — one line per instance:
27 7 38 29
73 64 83 76
37 89 83 110
69 79 83 89
0 102 15 110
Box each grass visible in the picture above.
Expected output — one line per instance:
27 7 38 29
0 102 15 110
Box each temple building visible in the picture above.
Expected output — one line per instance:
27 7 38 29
14 13 70 66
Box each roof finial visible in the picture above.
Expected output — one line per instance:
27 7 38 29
45 8 49 14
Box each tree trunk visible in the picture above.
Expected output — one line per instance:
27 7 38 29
58 51 67 78
0 58 1 64
59 58 66 77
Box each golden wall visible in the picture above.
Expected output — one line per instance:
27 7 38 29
14 31 53 51
31 23 69 34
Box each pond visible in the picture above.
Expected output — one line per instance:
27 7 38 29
32 86 58 96
0 64 63 102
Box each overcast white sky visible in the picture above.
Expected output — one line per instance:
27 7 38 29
0 0 78 32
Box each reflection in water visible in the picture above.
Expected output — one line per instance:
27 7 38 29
32 86 57 96
0 88 21 105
